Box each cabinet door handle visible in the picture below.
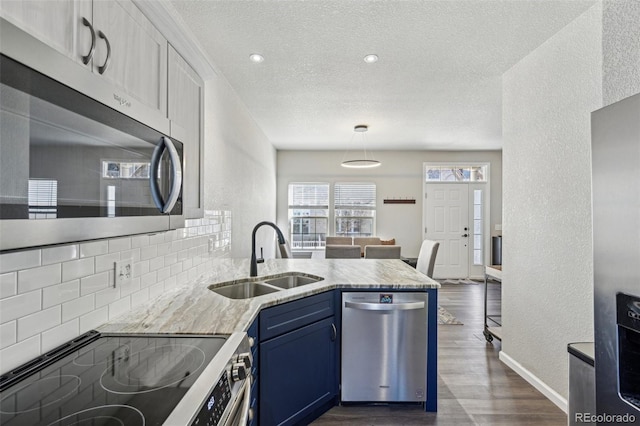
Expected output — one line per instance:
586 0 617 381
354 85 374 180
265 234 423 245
81 17 96 65
97 30 111 74
330 323 337 341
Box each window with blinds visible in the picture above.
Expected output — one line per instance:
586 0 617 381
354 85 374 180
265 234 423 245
334 182 376 237
28 179 58 219
288 183 329 249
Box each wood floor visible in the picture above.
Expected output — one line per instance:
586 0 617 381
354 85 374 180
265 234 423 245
311 283 567 426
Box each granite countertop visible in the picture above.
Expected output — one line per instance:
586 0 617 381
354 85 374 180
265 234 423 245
98 258 440 336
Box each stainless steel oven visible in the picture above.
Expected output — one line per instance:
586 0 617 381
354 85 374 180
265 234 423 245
0 331 253 426
0 20 185 252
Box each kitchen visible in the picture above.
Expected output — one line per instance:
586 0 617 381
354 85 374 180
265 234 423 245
0 1 639 425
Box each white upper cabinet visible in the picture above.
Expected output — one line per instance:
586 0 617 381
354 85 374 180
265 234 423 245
1 0 167 120
92 0 167 118
168 46 204 219
0 0 93 66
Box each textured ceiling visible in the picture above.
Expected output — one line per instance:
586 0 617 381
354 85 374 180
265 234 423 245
169 0 596 151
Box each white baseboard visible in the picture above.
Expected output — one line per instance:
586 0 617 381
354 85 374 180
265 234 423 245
499 351 568 413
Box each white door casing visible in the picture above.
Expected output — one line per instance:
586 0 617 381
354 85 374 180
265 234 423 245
424 184 469 279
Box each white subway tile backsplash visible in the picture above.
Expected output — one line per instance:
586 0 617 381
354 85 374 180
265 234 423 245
131 288 150 308
80 272 110 296
149 256 164 272
17 263 62 293
131 234 150 248
120 278 140 298
108 237 131 253
164 252 178 266
148 282 164 299
108 297 130 320
42 245 78 265
140 245 157 261
157 266 171 282
62 258 94 282
120 248 141 263
94 252 120 273
149 233 165 246
133 260 150 278
42 319 79 352
170 263 183 276
0 210 233 375
0 291 41 324
0 321 16 349
0 250 40 274
140 271 157 289
17 306 61 341
0 335 40 373
0 272 17 299
94 286 121 309
43 280 80 309
80 240 108 258
79 307 108 334
157 242 171 257
62 294 94 322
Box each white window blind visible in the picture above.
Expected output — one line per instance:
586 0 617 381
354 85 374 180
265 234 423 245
288 183 329 249
334 183 376 210
28 179 58 219
288 183 329 209
334 183 376 237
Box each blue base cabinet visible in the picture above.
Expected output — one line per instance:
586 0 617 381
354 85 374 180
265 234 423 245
259 291 339 426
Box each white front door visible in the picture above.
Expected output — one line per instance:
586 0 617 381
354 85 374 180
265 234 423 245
424 184 469 279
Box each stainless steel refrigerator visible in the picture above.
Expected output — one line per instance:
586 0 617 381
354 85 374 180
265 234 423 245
592 92 640 424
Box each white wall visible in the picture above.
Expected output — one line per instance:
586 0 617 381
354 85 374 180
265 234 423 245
204 73 278 259
502 0 640 406
277 150 502 260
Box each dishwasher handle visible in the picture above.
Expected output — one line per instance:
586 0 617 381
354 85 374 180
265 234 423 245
344 300 425 311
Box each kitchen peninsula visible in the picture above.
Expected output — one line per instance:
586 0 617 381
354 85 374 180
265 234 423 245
98 258 440 424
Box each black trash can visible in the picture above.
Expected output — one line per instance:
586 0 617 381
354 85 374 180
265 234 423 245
492 236 502 265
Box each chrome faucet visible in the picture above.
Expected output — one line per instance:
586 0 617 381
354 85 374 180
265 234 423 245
250 221 286 277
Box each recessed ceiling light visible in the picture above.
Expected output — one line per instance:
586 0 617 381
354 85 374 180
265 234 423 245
363 54 378 64
249 53 264 63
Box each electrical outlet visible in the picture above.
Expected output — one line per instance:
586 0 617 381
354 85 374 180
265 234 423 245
114 259 132 287
208 238 214 253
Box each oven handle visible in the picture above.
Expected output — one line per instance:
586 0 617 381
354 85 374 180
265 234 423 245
149 137 182 214
225 375 252 426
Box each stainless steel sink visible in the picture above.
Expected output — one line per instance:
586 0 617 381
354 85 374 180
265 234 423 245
263 273 324 289
209 273 324 299
210 281 281 299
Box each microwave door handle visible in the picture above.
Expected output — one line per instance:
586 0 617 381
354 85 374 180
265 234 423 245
162 136 182 214
149 139 165 212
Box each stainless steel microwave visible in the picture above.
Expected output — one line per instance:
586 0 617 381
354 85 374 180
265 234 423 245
0 39 184 251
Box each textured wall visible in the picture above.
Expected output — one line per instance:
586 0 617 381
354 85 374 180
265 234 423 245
502 3 602 400
603 0 640 106
276 150 502 268
204 73 278 258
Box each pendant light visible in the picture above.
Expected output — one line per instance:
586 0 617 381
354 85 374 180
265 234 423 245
341 125 381 169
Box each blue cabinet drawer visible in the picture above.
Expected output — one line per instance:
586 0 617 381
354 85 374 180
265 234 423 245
260 291 334 340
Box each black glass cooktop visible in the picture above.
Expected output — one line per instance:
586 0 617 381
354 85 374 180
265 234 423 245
0 333 227 426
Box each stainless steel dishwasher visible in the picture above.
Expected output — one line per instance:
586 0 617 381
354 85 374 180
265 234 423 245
341 292 428 402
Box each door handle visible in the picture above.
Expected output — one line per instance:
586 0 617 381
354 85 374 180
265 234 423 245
462 234 468 238
344 301 425 311
97 30 111 74
81 18 96 65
